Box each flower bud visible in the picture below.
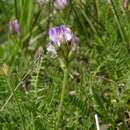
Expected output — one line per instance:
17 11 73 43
54 0 69 10
123 0 129 10
9 19 21 35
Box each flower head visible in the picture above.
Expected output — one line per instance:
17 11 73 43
123 0 129 10
9 19 21 35
49 25 74 46
48 25 79 58
54 0 69 10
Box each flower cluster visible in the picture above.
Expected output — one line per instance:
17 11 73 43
54 0 69 10
9 19 21 35
47 25 79 58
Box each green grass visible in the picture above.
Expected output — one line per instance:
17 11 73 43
0 0 130 130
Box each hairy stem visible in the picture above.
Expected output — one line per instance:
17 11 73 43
56 68 68 129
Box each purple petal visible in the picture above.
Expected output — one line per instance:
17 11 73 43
59 25 73 41
54 0 69 9
14 20 21 33
124 0 129 9
49 27 60 46
9 19 21 34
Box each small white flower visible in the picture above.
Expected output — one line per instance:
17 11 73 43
47 42 57 58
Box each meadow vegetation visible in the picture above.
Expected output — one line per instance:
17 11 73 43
0 0 130 130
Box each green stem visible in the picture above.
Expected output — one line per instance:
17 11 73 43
108 0 126 43
34 55 43 97
14 0 18 19
95 0 99 21
56 68 68 129
11 37 20 66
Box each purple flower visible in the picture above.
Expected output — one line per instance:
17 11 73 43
54 0 69 9
48 25 79 56
49 25 74 46
123 0 129 9
9 19 21 34
49 27 61 46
